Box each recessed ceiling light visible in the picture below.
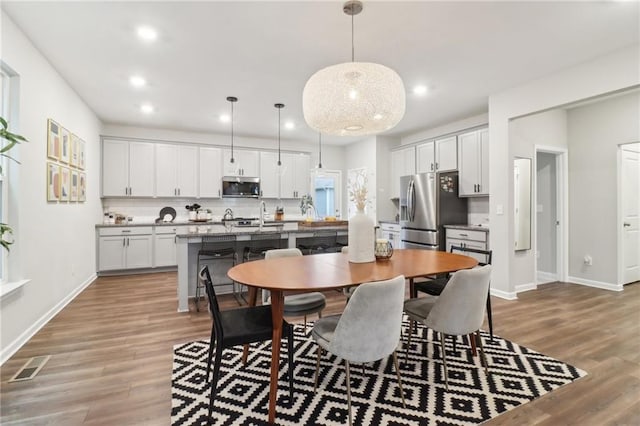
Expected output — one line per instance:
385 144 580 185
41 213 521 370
219 114 230 123
413 85 428 95
285 121 295 130
129 75 146 88
137 26 158 42
140 103 154 114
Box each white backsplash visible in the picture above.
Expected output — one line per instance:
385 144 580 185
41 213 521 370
468 197 490 226
101 197 308 223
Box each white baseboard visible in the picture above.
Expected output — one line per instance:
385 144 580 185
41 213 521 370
568 276 623 292
490 288 518 300
0 273 97 366
537 271 558 284
515 282 538 293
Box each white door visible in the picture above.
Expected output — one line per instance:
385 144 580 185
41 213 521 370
312 169 342 218
293 153 311 199
416 141 435 173
621 145 640 284
260 151 281 198
154 233 177 267
177 145 198 197
458 131 480 196
126 235 153 269
155 143 178 197
98 236 126 271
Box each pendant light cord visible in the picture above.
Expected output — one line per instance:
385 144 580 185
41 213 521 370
351 10 355 62
230 100 234 163
318 133 323 168
278 107 281 166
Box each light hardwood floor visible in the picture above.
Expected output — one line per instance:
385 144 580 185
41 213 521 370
1 273 639 425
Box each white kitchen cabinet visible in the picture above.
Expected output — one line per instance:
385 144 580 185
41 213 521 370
98 227 153 271
390 146 416 198
222 149 259 177
458 128 489 196
199 147 222 198
445 227 489 263
417 136 457 173
259 151 280 198
155 144 198 197
102 139 155 197
154 225 190 267
380 222 401 249
280 152 311 198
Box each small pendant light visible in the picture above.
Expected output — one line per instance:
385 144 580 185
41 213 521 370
275 103 284 166
318 132 323 168
227 96 237 163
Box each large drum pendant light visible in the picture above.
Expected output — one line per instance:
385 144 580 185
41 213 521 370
302 1 405 137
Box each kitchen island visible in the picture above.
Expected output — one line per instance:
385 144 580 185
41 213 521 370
175 223 347 312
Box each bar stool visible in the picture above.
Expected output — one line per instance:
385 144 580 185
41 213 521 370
297 230 338 255
238 233 283 303
195 234 238 311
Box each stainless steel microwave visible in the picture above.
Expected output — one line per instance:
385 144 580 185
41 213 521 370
221 176 260 198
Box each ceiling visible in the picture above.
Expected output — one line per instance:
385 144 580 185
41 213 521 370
2 1 638 145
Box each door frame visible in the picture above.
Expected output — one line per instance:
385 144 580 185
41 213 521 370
617 142 640 285
534 145 568 284
310 169 342 219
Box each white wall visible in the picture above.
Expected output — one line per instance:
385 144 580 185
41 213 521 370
488 45 639 298
509 109 568 289
375 135 398 222
567 91 640 285
1 14 103 363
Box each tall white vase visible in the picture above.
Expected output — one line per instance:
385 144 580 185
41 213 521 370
348 208 375 263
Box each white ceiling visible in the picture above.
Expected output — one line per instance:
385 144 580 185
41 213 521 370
2 1 638 145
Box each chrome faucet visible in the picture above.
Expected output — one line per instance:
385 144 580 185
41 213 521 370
259 200 266 229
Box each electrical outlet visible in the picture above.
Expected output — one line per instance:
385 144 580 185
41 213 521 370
583 255 593 266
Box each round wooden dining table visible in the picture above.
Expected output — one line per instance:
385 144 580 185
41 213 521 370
227 249 478 424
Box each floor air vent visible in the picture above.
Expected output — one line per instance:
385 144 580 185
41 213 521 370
9 355 51 382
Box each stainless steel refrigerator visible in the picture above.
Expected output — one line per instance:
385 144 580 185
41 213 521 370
400 171 468 250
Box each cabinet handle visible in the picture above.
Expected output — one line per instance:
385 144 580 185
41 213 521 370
218 189 221 197
459 233 468 237
122 238 126 247
430 163 434 171
435 162 439 170
477 184 481 193
129 187 132 196
178 188 181 196
122 230 131 233
127 237 130 246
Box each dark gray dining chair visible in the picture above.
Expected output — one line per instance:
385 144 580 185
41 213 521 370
312 275 407 426
263 248 326 333
404 265 492 390
199 266 295 424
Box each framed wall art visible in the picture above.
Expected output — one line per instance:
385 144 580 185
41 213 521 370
47 119 60 160
60 127 70 164
78 172 86 202
70 170 79 201
60 166 70 201
47 162 60 201
78 139 86 170
70 134 80 167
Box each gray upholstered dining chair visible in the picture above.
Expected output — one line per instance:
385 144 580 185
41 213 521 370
311 275 407 426
403 265 492 390
263 248 326 333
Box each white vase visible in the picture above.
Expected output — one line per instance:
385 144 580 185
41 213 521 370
348 208 375 263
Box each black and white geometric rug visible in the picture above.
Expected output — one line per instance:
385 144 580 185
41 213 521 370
172 318 586 425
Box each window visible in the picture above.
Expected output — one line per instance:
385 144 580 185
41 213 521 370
0 64 15 284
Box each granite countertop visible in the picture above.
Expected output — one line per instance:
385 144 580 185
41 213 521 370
96 219 301 228
176 225 348 238
378 219 400 225
444 224 490 232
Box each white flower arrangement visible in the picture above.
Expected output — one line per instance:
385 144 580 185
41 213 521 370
348 169 368 211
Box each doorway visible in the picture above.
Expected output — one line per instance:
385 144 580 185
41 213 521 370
311 169 342 219
618 142 640 285
535 146 568 284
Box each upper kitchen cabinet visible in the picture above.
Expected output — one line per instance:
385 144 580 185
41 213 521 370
260 151 311 199
155 143 198 197
390 146 415 198
102 139 155 197
222 149 259 177
259 151 280 198
199 146 222 198
416 136 457 173
458 128 489 196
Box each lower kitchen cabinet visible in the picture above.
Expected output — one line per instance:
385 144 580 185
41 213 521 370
445 227 489 263
98 227 153 271
154 226 190 267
